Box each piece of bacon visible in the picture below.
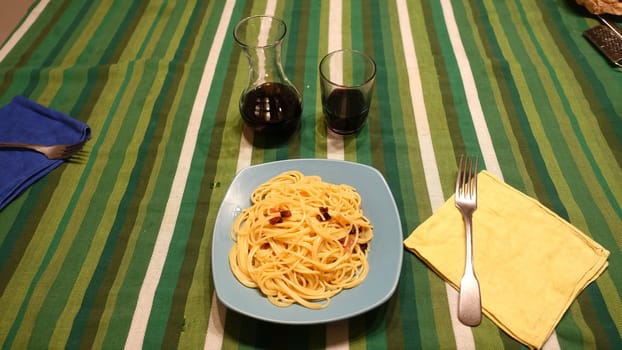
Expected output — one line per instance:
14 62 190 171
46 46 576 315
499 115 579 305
268 207 291 225
317 207 331 221
269 216 283 225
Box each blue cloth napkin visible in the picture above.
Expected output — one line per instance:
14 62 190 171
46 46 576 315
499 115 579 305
0 96 91 210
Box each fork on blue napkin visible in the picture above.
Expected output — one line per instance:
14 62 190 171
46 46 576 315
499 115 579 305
0 96 91 210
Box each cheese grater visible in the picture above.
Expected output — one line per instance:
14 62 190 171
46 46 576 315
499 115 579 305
583 15 622 68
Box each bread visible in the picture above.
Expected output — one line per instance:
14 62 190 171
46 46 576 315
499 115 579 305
577 0 622 15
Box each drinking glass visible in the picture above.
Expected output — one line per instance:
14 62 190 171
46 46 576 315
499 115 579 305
319 49 376 135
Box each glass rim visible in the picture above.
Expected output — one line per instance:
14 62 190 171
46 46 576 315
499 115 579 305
233 15 287 49
319 49 377 88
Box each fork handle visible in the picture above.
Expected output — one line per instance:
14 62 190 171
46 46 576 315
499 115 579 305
0 142 34 148
458 271 482 326
458 213 482 326
463 213 475 273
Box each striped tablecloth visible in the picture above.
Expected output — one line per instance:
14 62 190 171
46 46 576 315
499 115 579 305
1 0 620 349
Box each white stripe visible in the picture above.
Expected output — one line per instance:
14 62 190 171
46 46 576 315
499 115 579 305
326 319 349 350
255 2 278 84
326 0 344 161
542 331 562 350
123 1 236 348
204 294 227 350
236 128 253 173
326 130 345 160
395 0 476 348
264 0 278 18
444 285 475 350
0 0 50 62
438 0 502 179
395 0 444 211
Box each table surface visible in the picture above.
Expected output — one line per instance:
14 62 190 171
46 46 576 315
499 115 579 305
1 1 620 349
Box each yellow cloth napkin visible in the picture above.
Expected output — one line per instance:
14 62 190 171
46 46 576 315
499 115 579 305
404 171 610 349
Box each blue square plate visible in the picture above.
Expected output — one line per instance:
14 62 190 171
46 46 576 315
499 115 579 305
211 159 403 324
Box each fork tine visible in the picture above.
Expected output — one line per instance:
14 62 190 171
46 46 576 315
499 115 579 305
68 141 85 153
470 156 478 199
466 156 473 197
456 155 479 199
463 156 475 198
456 155 465 195
59 141 86 159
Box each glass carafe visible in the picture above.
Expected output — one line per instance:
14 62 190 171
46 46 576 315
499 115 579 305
233 15 302 137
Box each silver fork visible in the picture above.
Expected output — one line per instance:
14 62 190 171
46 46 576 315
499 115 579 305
0 140 86 160
455 155 482 326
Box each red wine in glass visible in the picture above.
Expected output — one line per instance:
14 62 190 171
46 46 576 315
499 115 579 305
322 88 369 135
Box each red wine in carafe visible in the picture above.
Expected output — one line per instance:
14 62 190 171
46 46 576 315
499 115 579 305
240 82 302 136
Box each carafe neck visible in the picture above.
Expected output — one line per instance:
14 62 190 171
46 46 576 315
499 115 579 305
242 45 290 89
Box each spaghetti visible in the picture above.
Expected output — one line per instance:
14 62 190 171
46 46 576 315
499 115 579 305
229 170 373 309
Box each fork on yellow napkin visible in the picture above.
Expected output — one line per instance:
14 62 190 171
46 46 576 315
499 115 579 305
404 171 610 349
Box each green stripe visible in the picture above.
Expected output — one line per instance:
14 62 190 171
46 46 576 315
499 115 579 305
540 2 622 169
0 176 59 349
0 176 50 294
23 3 93 98
70 2 209 348
516 1 622 284
534 2 622 229
0 0 82 297
155 3 235 348
2 1 151 348
381 0 437 346
143 1 246 347
433 1 480 160
158 3 232 345
451 0 527 189
469 1 564 217
71 5 183 343
278 0 306 161
0 0 71 99
120 1 229 347
580 285 622 348
312 1 329 158
300 1 321 159
66 0 150 124
43 1 154 346
375 0 438 347
354 0 373 167
380 1 450 348
360 2 392 347
501 0 608 220
80 6 188 342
